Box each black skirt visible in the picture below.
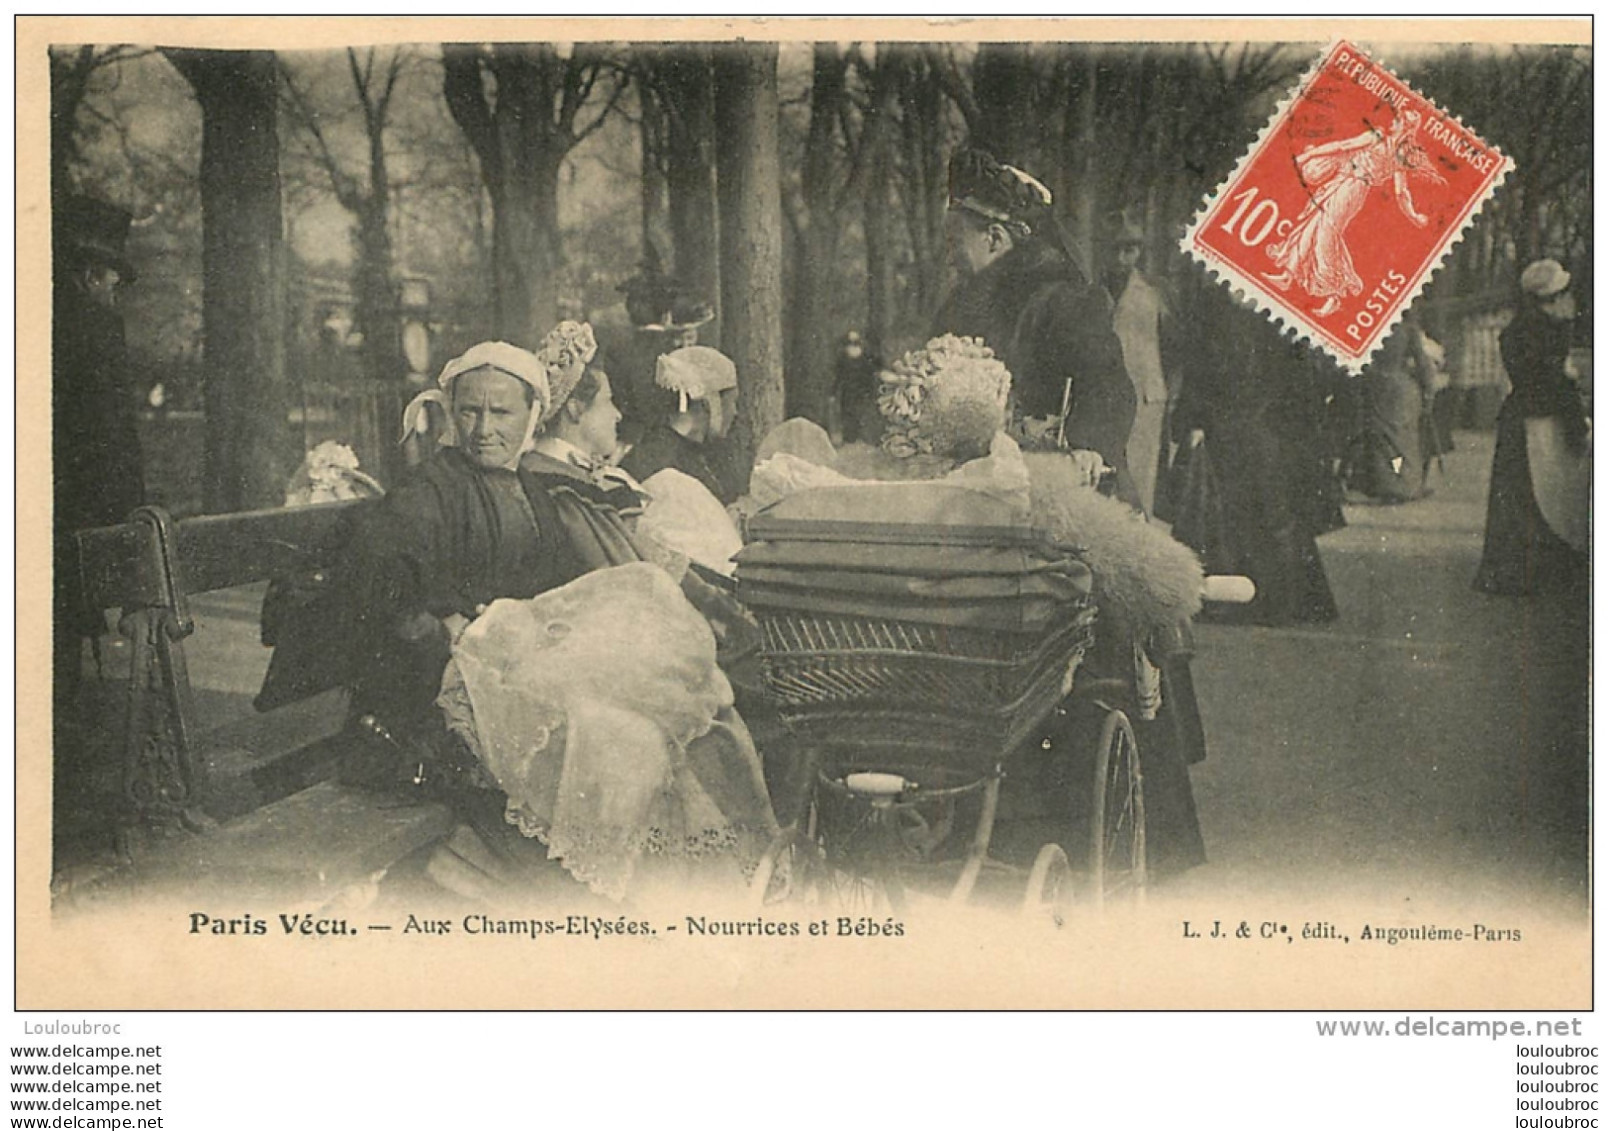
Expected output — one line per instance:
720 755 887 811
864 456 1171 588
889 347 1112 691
1474 401 1588 597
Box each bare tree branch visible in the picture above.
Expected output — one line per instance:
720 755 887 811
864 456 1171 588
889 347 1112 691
347 47 374 124
572 68 629 146
378 46 407 116
923 44 980 133
277 55 364 212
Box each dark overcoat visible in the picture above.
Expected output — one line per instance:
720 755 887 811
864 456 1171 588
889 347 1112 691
933 242 1137 479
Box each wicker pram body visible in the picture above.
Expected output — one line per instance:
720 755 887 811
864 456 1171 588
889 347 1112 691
736 481 1098 782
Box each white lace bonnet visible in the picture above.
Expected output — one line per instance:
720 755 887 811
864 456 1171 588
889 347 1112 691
399 323 599 459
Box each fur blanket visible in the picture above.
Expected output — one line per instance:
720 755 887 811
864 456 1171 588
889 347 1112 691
1023 452 1203 631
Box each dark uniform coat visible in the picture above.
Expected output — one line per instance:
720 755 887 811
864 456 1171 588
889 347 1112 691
937 242 1204 877
933 242 1137 488
53 282 144 533
53 279 146 699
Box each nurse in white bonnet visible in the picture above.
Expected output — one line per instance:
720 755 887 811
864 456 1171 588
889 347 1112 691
616 344 747 578
620 344 742 505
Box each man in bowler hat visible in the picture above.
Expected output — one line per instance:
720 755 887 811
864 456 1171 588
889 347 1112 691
53 195 146 719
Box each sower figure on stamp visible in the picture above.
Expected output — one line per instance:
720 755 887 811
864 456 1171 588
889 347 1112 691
1263 106 1445 318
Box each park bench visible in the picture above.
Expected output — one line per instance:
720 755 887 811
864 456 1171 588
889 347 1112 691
66 501 455 904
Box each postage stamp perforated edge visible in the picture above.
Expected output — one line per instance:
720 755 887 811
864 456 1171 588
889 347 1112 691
1178 37 1514 375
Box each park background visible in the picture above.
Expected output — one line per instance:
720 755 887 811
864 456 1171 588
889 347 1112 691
45 21 1593 514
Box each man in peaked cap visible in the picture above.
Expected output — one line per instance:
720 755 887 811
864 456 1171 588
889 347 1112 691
933 148 1139 506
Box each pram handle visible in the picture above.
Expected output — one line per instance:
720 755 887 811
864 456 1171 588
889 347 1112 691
843 772 908 798
1202 575 1255 605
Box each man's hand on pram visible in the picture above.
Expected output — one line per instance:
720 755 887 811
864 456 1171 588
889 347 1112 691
1064 448 1106 488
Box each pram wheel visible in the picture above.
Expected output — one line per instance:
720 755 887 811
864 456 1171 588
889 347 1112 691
1022 843 1072 922
749 819 888 911
1089 708 1146 904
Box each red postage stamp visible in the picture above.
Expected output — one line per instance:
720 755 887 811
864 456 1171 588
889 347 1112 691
1182 39 1513 372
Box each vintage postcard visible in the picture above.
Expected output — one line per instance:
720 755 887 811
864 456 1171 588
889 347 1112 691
17 16 1593 1010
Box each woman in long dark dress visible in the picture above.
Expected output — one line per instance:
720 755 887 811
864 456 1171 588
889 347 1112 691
1348 314 1439 504
1473 260 1588 597
1172 285 1341 627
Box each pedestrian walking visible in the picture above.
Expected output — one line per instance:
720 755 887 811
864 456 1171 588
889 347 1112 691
1473 259 1589 596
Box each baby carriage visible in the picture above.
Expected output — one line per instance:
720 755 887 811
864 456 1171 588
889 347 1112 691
735 479 1154 915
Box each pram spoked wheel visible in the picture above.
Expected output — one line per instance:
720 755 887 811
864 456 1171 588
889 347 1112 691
1088 707 1146 904
750 810 888 911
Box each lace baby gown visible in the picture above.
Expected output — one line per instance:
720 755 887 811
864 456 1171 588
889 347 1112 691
439 561 777 902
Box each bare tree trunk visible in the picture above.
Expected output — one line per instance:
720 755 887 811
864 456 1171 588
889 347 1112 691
787 43 848 424
638 79 670 258
355 77 401 385
896 48 949 329
527 153 564 340
444 43 625 347
862 58 901 358
165 49 293 513
864 174 896 362
659 45 721 341
483 57 563 345
713 43 785 489
354 193 400 383
1071 46 1100 278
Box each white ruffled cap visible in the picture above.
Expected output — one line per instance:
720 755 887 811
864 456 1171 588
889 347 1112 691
400 340 551 464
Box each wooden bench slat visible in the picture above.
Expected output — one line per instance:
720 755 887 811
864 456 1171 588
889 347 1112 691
195 689 351 821
67 499 465 904
173 498 375 596
73 498 378 614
